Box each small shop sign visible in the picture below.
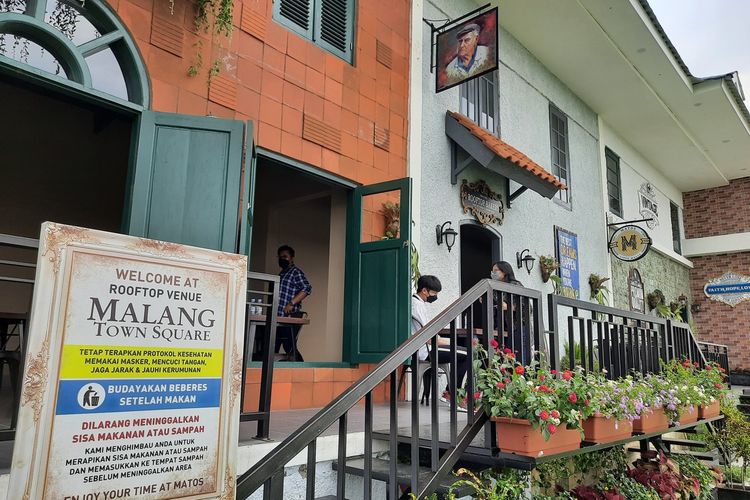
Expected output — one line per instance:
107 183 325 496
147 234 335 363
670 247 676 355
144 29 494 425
704 271 750 307
628 268 645 313
460 179 505 226
555 226 580 299
609 224 652 262
9 223 247 500
638 182 659 229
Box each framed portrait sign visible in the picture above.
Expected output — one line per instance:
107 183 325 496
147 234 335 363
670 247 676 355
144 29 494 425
435 8 499 93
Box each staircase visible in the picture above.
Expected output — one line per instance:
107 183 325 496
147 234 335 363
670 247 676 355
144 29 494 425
236 280 729 499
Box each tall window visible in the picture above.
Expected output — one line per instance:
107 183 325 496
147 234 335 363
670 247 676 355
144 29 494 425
605 147 623 217
549 104 570 205
273 0 355 63
459 71 499 134
670 201 682 255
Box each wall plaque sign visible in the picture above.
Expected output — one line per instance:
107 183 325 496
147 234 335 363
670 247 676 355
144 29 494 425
9 222 247 500
638 182 659 229
609 224 652 262
704 271 750 307
460 179 504 226
628 268 645 313
555 226 580 299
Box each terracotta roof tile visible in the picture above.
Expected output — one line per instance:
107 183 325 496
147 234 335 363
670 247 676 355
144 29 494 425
448 111 567 191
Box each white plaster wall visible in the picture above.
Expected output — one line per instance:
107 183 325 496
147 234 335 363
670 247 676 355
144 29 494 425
599 120 687 260
417 0 609 323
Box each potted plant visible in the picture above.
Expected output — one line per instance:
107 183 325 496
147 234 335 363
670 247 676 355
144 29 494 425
588 274 610 306
582 373 643 443
630 374 670 433
475 344 587 457
693 361 727 419
660 359 704 424
539 255 559 284
380 201 401 239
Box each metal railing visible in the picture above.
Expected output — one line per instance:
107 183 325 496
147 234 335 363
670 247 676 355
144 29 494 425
697 340 731 376
236 279 545 499
241 272 281 439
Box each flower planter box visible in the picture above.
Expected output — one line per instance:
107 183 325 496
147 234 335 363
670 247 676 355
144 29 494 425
699 400 721 419
633 407 669 433
582 414 633 443
681 405 698 424
492 417 581 457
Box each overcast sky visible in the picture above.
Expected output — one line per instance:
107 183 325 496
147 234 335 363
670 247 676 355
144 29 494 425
649 0 750 99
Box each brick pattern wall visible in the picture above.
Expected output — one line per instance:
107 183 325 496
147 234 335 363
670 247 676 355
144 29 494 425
689 252 750 371
683 177 750 239
115 0 411 187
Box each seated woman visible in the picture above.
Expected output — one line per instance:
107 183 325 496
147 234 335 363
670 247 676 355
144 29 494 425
490 261 532 366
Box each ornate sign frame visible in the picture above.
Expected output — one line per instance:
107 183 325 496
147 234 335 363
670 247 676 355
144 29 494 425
609 224 652 262
9 223 247 500
638 182 659 229
704 271 750 307
628 267 645 313
460 179 505 226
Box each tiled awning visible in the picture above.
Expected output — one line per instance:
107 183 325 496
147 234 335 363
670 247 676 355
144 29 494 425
445 111 567 200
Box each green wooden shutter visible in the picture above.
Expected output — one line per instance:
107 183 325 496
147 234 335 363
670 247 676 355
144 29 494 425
343 178 411 363
125 111 245 252
273 0 315 40
314 0 354 62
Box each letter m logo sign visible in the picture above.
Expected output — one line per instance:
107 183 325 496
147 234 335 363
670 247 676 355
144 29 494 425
621 234 638 251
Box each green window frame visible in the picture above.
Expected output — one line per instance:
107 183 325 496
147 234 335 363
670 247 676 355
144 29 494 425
0 0 149 108
273 0 355 63
605 147 623 217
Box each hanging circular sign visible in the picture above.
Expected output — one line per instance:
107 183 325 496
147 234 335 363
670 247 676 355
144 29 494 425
608 225 652 262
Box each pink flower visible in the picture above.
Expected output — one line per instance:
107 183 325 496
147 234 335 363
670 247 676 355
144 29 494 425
550 370 558 375
562 370 573 381
551 410 560 419
503 348 512 354
706 365 713 370
584 399 590 407
490 339 499 349
496 382 506 389
547 424 557 435
473 391 481 400
515 365 525 376
568 392 578 404
540 375 545 381
540 410 549 421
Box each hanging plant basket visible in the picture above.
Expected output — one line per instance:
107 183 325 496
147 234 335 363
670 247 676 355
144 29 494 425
492 417 582 457
538 255 559 284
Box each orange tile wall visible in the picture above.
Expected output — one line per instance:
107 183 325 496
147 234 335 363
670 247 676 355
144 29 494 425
114 0 411 186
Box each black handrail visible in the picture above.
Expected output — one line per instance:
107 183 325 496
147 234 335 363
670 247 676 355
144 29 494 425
236 279 545 499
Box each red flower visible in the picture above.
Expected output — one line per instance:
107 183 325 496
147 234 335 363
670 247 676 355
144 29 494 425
496 382 505 389
537 385 551 393
504 378 511 384
551 410 560 419
442 391 451 400
562 370 573 381
540 410 550 421
568 392 578 404
706 365 713 370
584 399 590 406
500 367 507 374
547 424 557 435
507 353 516 359
473 391 481 400
719 367 726 373
550 369 558 375
490 339 499 349
503 348 512 354
540 375 546 381
515 365 525 375
714 383 723 389
694 362 700 367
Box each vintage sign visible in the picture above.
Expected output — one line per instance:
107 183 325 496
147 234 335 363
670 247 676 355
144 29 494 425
628 268 645 313
609 224 652 262
435 8 498 93
555 226 580 299
460 179 504 226
9 223 247 500
638 182 659 229
704 271 750 307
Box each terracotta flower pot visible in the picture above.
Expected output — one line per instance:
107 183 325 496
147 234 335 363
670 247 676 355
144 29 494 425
633 407 669 433
681 405 698 424
699 400 721 419
492 417 581 457
582 414 633 443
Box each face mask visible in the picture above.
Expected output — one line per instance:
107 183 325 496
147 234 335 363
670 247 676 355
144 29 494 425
426 295 438 304
491 271 501 280
279 258 290 269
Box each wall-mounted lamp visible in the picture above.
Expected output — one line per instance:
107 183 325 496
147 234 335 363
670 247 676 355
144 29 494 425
516 249 536 275
690 303 701 314
436 221 458 252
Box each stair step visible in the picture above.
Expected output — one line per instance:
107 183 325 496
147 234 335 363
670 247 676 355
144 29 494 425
332 457 472 496
660 438 709 448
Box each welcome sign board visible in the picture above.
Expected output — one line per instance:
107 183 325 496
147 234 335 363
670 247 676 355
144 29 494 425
9 223 247 500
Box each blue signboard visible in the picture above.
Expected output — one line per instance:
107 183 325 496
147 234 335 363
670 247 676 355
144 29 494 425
704 271 750 307
555 226 580 299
